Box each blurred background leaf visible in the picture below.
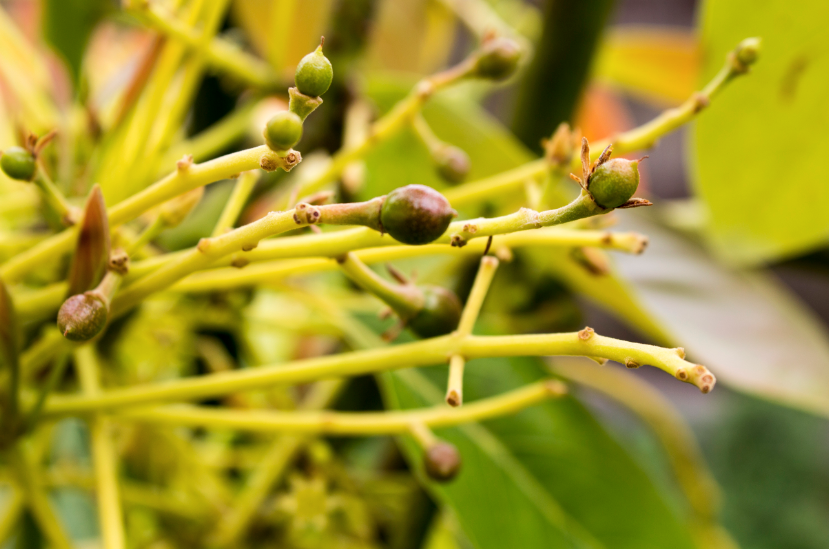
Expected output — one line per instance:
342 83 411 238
692 0 829 265
42 0 111 85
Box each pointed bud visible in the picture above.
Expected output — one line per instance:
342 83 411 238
0 146 36 181
408 285 462 339
473 37 522 81
67 185 110 296
57 293 107 342
587 158 641 209
380 185 456 245
294 43 333 98
159 186 204 228
433 145 471 184
424 442 461 482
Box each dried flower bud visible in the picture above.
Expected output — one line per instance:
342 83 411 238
295 44 333 98
588 158 641 209
424 441 461 482
57 293 108 341
0 146 36 181
380 185 456 245
433 145 470 184
473 37 521 81
263 111 303 152
408 285 462 338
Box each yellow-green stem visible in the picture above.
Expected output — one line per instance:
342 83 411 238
38 331 713 416
113 379 564 435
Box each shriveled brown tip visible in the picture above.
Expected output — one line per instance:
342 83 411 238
618 198 653 209
578 327 595 341
634 234 649 254
624 358 640 369
543 379 568 396
700 384 712 394
675 347 686 359
675 368 688 381
446 391 461 407
259 153 278 172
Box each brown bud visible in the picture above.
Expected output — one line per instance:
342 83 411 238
57 293 108 342
424 442 461 482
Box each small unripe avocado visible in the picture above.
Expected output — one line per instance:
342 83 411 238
424 442 461 482
57 293 108 341
295 46 333 98
380 184 456 245
474 37 521 81
434 146 470 184
408 285 462 339
263 111 303 152
587 158 640 209
1 146 36 181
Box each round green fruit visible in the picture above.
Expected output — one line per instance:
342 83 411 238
474 37 521 81
424 442 461 482
380 184 455 245
57 293 108 342
295 46 333 98
263 111 303 152
1 146 36 181
408 285 462 339
587 158 640 209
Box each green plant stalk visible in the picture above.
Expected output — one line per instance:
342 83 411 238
75 346 126 549
337 252 423 317
445 46 754 208
157 100 258 173
113 379 565 434
132 0 277 89
110 200 381 316
100 0 209 201
0 488 23 545
447 256 499 406
283 57 477 207
13 228 646 319
208 379 344 547
37 331 712 416
1 145 277 282
23 352 69 431
127 215 166 256
116 193 608 312
34 163 77 225
7 444 73 549
212 171 259 236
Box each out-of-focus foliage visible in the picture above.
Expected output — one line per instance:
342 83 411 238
693 0 829 264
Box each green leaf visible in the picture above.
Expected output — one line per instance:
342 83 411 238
692 0 829 264
42 0 110 85
613 211 829 417
379 358 697 549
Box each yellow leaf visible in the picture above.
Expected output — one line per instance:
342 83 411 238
593 26 699 106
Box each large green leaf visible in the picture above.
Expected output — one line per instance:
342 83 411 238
692 0 829 264
379 358 697 549
613 211 829 416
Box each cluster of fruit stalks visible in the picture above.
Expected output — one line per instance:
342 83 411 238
0 19 758 546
